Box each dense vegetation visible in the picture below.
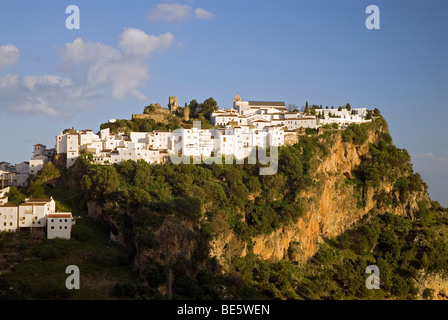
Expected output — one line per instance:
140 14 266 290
1 114 447 300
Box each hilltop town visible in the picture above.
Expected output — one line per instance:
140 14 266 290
0 95 373 239
1 95 373 187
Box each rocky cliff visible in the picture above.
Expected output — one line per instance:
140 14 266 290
210 125 430 266
80 117 443 299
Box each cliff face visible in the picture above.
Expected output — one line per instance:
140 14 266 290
210 128 430 265
82 120 438 299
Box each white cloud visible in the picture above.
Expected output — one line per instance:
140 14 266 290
194 8 214 20
119 28 174 56
0 44 20 69
0 28 175 117
147 3 214 23
0 73 81 117
147 3 192 23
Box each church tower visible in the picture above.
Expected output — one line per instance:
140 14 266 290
233 94 242 108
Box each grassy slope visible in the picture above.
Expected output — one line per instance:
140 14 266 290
0 186 139 300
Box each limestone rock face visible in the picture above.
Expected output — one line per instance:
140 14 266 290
210 129 429 265
416 272 448 300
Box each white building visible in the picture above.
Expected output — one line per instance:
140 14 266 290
15 162 30 186
18 197 55 229
0 196 74 238
316 108 370 127
171 126 214 159
0 187 9 206
283 117 318 130
29 155 48 175
29 144 54 175
56 131 80 168
0 169 16 188
0 204 18 232
233 94 287 116
47 213 74 240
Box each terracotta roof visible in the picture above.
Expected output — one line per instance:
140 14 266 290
48 213 72 219
20 202 47 206
214 115 238 118
27 198 52 202
0 204 18 208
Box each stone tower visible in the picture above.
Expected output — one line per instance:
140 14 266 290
183 106 190 122
233 94 242 108
168 96 178 114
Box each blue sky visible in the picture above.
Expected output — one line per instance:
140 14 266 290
0 0 447 206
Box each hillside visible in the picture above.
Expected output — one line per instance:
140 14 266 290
1 113 447 300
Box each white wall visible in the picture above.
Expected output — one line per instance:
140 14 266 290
47 214 73 239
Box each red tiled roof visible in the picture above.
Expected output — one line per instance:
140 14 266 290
48 213 72 218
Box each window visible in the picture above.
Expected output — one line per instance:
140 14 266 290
64 226 68 229
51 226 54 230
65 219 67 223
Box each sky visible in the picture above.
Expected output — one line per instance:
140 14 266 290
0 0 447 206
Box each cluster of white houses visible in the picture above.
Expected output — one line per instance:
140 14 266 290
0 187 74 239
0 144 55 189
50 96 370 169
0 95 372 177
210 95 370 130
54 124 285 168
0 95 372 237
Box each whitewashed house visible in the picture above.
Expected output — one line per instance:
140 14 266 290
18 198 55 229
283 117 318 130
47 213 74 240
56 132 79 168
15 162 30 186
0 196 74 238
0 169 16 188
29 155 48 175
0 204 18 232
0 187 9 206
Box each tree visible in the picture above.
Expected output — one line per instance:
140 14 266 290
303 101 309 114
83 165 120 201
338 106 342 111
373 108 381 117
287 104 298 112
6 186 26 204
144 104 157 114
199 97 218 120
346 103 351 111
189 99 200 118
